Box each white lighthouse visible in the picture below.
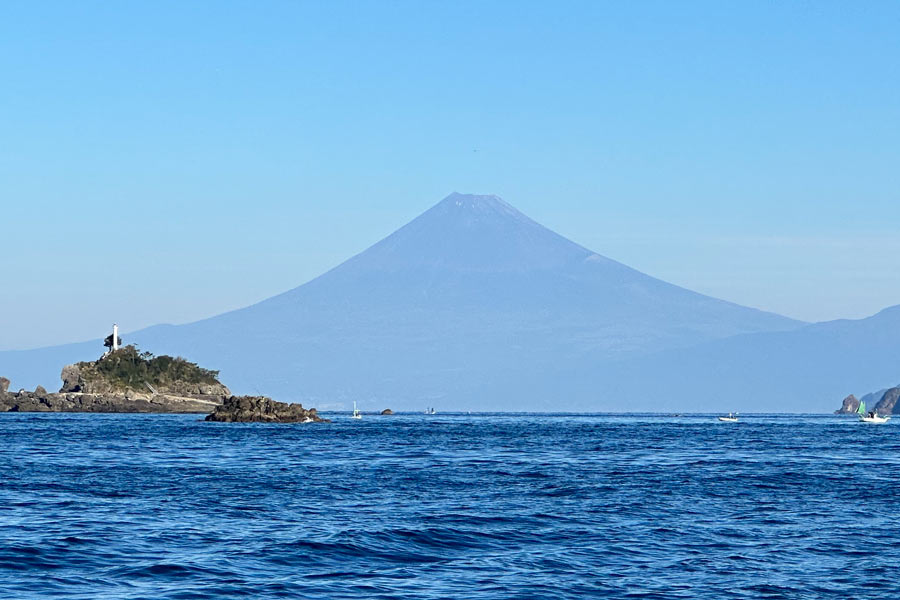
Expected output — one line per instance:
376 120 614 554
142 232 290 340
112 323 119 351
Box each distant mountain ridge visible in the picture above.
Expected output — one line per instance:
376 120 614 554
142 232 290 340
0 192 840 411
580 304 900 413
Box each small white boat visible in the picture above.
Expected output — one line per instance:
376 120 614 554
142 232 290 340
718 413 738 422
860 415 890 424
857 400 889 423
351 401 362 420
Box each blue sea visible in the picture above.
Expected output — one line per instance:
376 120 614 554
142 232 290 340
2 413 899 599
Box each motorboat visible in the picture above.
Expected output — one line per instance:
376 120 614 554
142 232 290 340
857 400 889 423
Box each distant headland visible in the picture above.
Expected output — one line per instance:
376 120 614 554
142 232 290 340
835 386 900 415
0 327 325 423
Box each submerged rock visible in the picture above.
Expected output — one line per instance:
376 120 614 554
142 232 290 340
205 396 328 423
835 394 860 414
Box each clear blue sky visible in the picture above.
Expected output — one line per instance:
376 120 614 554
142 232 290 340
2 1 899 350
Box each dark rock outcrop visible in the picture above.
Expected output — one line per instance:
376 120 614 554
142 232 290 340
381 408 393 415
205 396 327 423
59 364 83 393
835 394 860 414
874 388 900 416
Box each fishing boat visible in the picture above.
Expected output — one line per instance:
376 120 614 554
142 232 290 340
717 412 738 422
857 400 889 424
352 401 362 419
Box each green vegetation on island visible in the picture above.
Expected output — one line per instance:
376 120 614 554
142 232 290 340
77 345 221 392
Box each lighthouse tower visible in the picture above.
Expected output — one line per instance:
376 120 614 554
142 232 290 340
113 323 119 351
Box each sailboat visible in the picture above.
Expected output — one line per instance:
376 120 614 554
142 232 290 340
857 400 889 424
352 401 362 420
717 412 738 422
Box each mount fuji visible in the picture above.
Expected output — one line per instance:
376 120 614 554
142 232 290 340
1 193 807 410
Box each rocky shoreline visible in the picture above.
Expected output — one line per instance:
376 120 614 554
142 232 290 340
1 374 227 414
0 387 220 413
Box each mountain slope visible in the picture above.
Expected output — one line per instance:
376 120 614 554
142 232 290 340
569 305 900 413
1 193 804 409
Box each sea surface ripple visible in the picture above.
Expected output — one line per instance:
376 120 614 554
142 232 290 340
1 413 899 599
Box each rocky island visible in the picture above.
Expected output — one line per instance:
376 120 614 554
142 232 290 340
1 345 228 413
1 341 326 423
835 394 860 414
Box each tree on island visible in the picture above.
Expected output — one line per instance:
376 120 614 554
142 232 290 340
103 333 122 351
